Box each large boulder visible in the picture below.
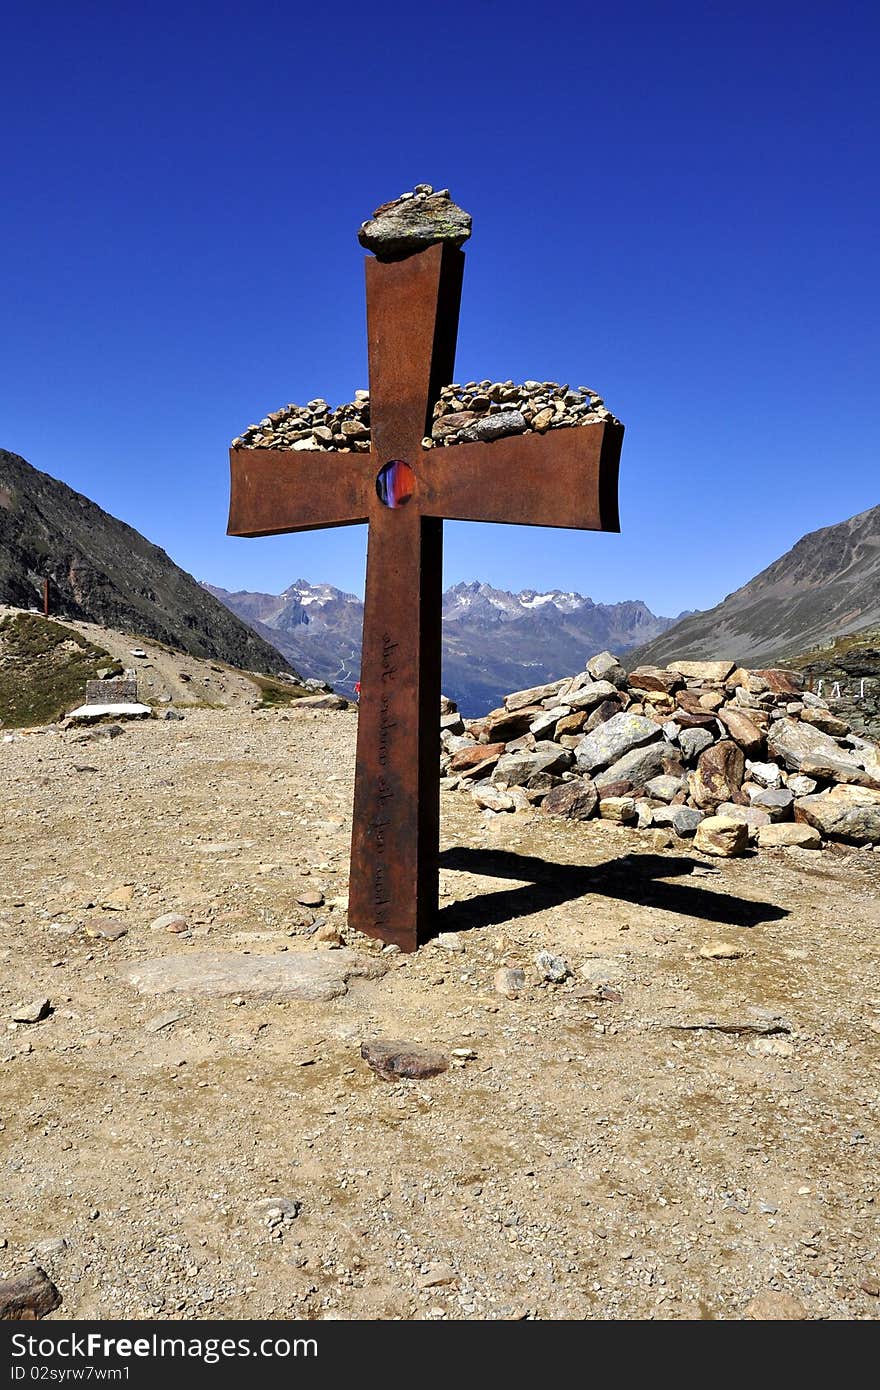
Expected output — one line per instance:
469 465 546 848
794 785 880 844
628 666 682 695
767 717 859 773
566 679 619 711
694 816 749 857
575 712 662 774
716 708 765 759
689 740 746 809
758 823 822 850
492 743 572 787
449 742 506 772
586 651 627 687
667 659 736 682
594 740 680 793
679 727 715 763
505 678 572 712
541 780 598 819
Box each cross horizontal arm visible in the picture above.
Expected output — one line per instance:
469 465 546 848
227 448 371 537
419 421 623 532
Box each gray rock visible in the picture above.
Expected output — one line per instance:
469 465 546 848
645 773 687 803
594 740 679 793
767 717 859 773
494 966 527 997
123 949 386 1002
795 787 880 844
492 744 572 787
716 802 771 830
672 806 704 838
788 774 818 797
471 785 515 812
751 787 794 818
566 680 619 711
535 950 571 983
358 186 471 258
461 409 528 442
678 727 715 763
12 998 51 1024
586 652 627 687
575 712 662 774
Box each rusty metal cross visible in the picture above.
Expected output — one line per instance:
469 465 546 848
228 238 623 951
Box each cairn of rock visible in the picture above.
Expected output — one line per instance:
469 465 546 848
232 380 619 453
440 655 880 855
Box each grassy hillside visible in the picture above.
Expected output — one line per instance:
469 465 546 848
0 612 115 726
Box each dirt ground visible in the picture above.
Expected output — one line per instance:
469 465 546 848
1 708 878 1321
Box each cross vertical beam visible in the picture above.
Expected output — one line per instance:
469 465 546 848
348 244 463 951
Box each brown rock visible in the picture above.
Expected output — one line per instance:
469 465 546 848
668 660 736 682
449 742 506 772
555 710 589 736
753 669 803 695
716 708 765 758
432 410 479 440
693 816 749 857
102 884 134 910
757 823 821 850
690 740 746 809
296 889 325 908
0 1266 61 1319
482 707 543 742
598 796 637 823
84 918 128 941
540 780 598 820
698 691 725 711
585 698 624 730
799 707 850 736
672 710 720 730
361 1039 449 1081
628 666 682 694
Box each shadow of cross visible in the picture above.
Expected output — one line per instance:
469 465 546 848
436 847 789 937
228 239 625 952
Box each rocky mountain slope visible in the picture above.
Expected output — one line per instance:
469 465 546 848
0 449 295 676
206 578 677 714
633 503 880 670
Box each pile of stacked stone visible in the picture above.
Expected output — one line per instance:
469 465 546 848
232 392 372 453
426 381 617 446
440 654 880 855
232 381 618 453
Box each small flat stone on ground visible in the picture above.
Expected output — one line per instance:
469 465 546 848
123 949 386 1002
361 1039 449 1081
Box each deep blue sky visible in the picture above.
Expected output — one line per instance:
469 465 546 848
3 1 877 617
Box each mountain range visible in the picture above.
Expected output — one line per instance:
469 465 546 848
0 448 294 676
633 502 880 669
204 578 679 714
